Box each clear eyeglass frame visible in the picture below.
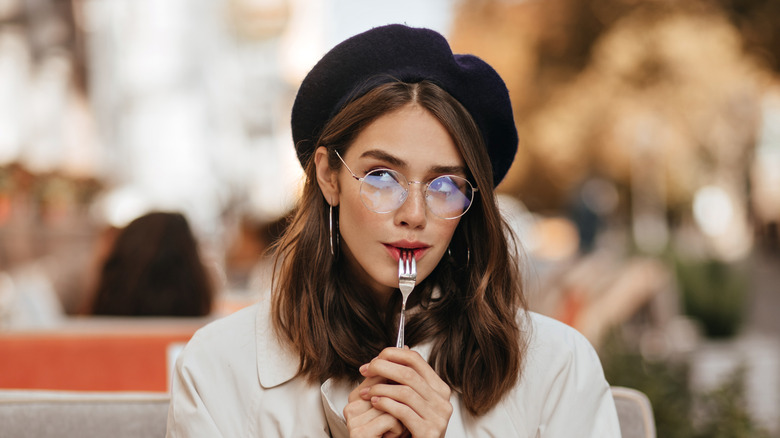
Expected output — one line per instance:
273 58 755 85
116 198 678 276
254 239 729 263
333 149 478 220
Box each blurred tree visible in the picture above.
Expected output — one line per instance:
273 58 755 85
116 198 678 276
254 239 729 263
692 365 772 438
452 0 770 216
675 258 749 338
602 328 772 438
601 328 696 438
713 0 780 73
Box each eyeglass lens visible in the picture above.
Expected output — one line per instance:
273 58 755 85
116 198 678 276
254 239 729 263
360 169 474 219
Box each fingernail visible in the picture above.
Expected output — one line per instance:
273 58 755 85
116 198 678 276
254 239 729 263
359 387 369 397
371 396 380 404
359 364 368 374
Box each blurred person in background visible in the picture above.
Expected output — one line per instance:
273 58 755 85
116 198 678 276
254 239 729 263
167 25 619 437
89 211 214 317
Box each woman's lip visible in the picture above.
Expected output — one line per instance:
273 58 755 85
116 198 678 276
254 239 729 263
384 243 429 261
388 240 429 249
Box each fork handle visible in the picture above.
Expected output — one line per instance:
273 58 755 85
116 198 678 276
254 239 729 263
395 304 406 348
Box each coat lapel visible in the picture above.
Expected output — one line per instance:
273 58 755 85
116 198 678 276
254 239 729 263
254 296 300 388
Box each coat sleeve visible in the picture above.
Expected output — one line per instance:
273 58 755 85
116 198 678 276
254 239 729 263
527 314 622 437
165 334 225 438
164 306 261 438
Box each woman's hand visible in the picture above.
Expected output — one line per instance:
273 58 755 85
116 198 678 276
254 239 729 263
345 374 408 438
358 347 453 438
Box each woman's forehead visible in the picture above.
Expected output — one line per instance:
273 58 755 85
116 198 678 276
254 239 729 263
345 105 465 171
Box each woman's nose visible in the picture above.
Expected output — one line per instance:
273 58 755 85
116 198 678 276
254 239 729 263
394 183 427 228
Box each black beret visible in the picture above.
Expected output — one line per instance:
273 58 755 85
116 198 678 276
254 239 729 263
291 24 518 187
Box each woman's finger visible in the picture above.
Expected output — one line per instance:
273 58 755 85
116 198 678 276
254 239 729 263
361 348 451 401
365 380 452 426
345 373 408 438
344 401 406 438
358 348 453 438
349 374 387 402
369 392 451 438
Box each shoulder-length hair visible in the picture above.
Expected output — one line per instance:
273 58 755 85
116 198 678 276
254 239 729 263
272 80 527 415
91 211 214 317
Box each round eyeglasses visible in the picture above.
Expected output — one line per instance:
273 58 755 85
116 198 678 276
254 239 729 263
334 150 478 220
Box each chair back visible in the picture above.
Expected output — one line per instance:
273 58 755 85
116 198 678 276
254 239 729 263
0 390 169 438
612 386 656 438
0 386 657 437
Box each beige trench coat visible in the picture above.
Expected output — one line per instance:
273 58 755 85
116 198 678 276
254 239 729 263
166 298 621 437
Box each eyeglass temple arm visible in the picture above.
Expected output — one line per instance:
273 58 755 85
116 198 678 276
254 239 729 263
333 149 363 181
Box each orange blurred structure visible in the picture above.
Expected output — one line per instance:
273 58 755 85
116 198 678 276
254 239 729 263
0 318 209 391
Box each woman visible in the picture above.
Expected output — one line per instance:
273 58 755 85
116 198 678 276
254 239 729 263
167 25 620 437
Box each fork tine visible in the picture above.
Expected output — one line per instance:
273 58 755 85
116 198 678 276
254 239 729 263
410 253 416 277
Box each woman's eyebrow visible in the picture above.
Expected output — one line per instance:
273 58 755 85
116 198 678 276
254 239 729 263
359 149 406 167
430 164 468 176
359 149 467 176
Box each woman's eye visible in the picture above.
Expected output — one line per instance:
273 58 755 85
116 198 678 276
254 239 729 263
368 169 394 180
430 177 456 194
365 169 405 188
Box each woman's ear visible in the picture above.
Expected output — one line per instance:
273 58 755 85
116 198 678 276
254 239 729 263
314 146 339 206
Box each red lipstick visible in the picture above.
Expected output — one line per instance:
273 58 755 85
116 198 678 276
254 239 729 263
385 241 429 261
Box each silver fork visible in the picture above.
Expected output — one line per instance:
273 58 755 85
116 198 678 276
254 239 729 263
395 249 417 348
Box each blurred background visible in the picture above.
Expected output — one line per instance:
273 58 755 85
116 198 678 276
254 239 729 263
1 0 779 435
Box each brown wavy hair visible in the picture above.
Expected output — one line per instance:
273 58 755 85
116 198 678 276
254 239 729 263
272 80 527 415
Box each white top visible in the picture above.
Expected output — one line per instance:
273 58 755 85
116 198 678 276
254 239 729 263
166 297 621 437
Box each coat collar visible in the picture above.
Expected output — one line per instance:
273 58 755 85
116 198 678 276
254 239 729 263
254 297 300 388
253 291 440 389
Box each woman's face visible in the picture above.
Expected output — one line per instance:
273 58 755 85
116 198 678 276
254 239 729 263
329 104 466 304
